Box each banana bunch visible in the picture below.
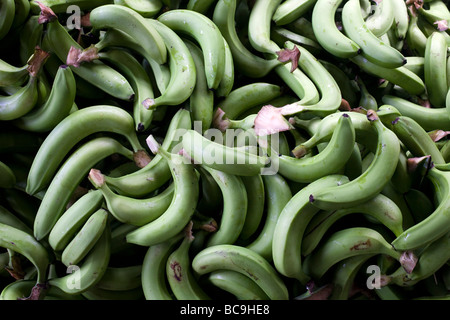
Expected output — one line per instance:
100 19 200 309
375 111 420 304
1 0 450 301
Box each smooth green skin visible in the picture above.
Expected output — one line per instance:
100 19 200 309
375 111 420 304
424 32 448 108
202 166 248 247
103 108 191 198
341 0 405 68
192 244 289 300
309 118 400 211
125 147 200 247
270 26 323 55
213 0 281 79
33 137 135 241
166 235 211 300
115 0 162 17
0 0 14 40
0 161 15 188
0 59 28 87
403 56 425 77
48 227 111 295
89 4 166 64
26 105 144 195
181 129 270 177
144 19 196 109
184 39 214 132
0 205 32 234
391 168 450 251
303 227 402 280
278 114 355 183
406 14 427 57
141 233 183 300
0 222 49 284
208 270 270 300
418 0 450 25
48 190 105 252
158 9 225 90
404 188 435 224
95 264 142 291
98 49 155 131
311 0 360 59
391 0 409 39
382 95 450 131
272 174 350 284
247 0 283 54
186 0 216 13
43 20 134 101
364 0 394 37
0 76 38 121
14 65 76 132
1 279 84 300
216 38 234 98
61 209 108 267
302 193 404 256
240 174 265 241
273 0 318 26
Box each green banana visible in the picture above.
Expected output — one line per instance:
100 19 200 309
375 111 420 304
364 0 395 37
406 10 427 57
125 135 199 247
417 0 450 26
33 137 135 241
48 190 105 252
0 161 16 189
114 0 162 17
142 18 196 110
391 0 409 41
341 0 406 68
61 209 109 267
272 0 318 26
0 0 15 40
26 104 146 195
239 174 265 241
192 244 289 300
88 168 174 226
424 31 448 107
186 0 216 13
95 264 142 291
13 64 76 132
303 227 403 280
30 0 114 13
48 226 111 295
403 56 425 77
309 111 400 211
0 58 29 87
270 26 323 55
272 174 350 285
157 9 225 90
81 286 143 300
403 188 435 224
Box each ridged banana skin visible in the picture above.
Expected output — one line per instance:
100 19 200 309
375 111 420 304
61 209 109 267
43 20 135 101
311 0 360 59
48 227 111 295
309 115 400 211
278 113 355 183
341 0 406 68
207 270 270 300
303 227 402 280
424 32 448 108
33 137 135 241
0 75 38 121
272 174 350 285
192 244 289 300
157 9 225 90
13 65 76 132
391 168 450 251
26 105 144 195
0 222 49 284
89 5 166 64
48 190 105 252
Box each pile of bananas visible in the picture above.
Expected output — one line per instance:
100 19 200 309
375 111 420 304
0 0 450 301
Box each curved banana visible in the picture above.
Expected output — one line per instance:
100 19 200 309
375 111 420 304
102 108 191 198
192 244 289 300
125 135 199 247
26 105 146 195
142 18 196 110
89 4 166 64
303 227 403 280
48 190 105 252
48 226 111 295
61 208 109 267
81 286 143 300
181 129 271 177
424 31 448 108
0 0 15 40
42 18 135 101
166 225 211 300
95 264 142 291
277 113 355 183
33 137 135 241
404 188 435 224
341 0 406 68
309 111 400 211
239 174 265 241
272 174 350 285
0 161 16 189
14 64 76 132
364 0 395 37
406 10 427 57
141 232 184 300
311 0 361 59
97 48 155 132
114 0 162 17
391 0 409 41
391 167 450 251
30 0 114 13
157 9 225 90
270 26 323 55
0 58 29 87
417 0 450 26
302 193 405 256
207 270 270 300
272 0 318 26
88 168 174 226
186 0 216 13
